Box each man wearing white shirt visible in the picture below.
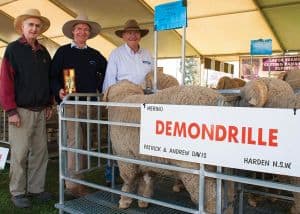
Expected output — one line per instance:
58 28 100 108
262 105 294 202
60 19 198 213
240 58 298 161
102 19 153 91
102 19 153 186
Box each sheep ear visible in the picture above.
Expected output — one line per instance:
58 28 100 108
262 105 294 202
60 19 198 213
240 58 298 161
157 67 163 74
248 97 258 106
277 72 287 80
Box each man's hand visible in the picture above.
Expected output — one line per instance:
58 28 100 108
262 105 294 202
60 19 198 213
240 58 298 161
8 114 21 128
59 88 66 100
45 107 52 120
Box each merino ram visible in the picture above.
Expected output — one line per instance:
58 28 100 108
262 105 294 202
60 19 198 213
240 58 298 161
104 77 299 213
104 80 234 213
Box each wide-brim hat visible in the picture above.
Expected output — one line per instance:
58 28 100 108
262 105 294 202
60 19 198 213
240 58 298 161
14 8 50 35
115 19 149 38
62 14 101 39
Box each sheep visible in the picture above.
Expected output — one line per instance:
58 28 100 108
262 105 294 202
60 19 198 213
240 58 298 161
216 76 246 90
240 77 300 212
103 80 234 213
104 77 297 213
277 69 300 91
143 69 179 90
233 78 246 87
290 93 300 214
239 77 295 108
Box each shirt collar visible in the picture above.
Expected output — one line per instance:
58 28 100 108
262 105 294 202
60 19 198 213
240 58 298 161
124 43 141 55
18 35 44 51
71 41 88 49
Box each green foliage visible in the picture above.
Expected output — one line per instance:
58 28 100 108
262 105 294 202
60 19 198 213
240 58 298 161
182 57 200 85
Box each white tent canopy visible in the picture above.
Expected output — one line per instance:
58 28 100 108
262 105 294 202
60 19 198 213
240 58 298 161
0 0 300 61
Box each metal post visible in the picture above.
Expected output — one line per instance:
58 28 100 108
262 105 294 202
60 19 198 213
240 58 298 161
216 166 222 214
199 164 205 213
87 96 91 169
250 55 254 79
181 26 186 85
154 30 158 92
75 96 79 172
3 111 6 142
97 96 101 167
206 69 209 87
59 104 65 213
268 55 271 77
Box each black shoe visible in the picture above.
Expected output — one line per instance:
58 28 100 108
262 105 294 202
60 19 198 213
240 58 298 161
28 191 52 202
11 194 31 208
106 181 112 187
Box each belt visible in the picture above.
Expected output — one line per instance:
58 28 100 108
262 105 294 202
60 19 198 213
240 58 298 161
26 106 46 112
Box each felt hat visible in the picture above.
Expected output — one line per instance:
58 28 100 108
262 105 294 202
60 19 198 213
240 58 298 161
115 19 149 38
62 14 101 39
14 8 50 35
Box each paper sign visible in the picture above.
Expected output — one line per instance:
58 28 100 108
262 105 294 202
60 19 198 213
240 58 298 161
154 0 187 31
0 147 9 169
140 104 300 176
251 39 272 55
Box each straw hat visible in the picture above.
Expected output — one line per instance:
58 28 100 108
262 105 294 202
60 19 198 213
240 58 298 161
62 14 101 39
14 8 50 35
115 19 149 38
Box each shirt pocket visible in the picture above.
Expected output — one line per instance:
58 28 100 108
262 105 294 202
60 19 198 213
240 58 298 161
141 59 152 71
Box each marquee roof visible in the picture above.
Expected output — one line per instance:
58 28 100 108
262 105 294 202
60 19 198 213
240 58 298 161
0 0 299 61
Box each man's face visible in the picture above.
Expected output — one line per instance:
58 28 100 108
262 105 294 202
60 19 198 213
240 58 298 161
122 30 141 47
22 18 42 40
72 23 91 44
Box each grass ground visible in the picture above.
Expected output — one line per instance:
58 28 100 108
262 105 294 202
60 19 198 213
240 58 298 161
0 157 107 214
0 159 59 213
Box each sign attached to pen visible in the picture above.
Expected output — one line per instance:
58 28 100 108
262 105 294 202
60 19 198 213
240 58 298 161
0 147 9 169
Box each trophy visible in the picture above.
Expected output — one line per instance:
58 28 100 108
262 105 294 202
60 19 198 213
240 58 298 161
63 68 76 94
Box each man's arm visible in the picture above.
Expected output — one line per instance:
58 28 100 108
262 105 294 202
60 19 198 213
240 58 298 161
0 49 17 116
102 53 118 92
50 48 64 102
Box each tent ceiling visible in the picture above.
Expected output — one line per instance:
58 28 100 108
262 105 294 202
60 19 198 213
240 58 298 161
0 0 299 61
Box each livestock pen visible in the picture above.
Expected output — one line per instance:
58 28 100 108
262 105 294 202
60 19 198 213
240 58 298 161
54 90 300 214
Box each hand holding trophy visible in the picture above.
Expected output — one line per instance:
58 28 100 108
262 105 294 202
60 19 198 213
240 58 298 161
63 68 76 94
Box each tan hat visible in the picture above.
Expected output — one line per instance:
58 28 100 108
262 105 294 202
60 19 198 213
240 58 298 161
115 19 149 38
62 14 101 39
14 8 50 35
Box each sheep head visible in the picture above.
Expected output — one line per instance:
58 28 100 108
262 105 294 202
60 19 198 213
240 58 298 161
240 79 268 107
279 69 300 90
143 69 179 90
216 76 239 90
240 77 295 108
233 78 246 87
103 80 144 102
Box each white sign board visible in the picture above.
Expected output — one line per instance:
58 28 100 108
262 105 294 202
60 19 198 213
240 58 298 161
0 147 9 169
140 104 300 177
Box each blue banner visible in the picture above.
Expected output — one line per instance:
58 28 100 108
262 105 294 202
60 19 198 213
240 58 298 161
250 39 272 55
154 0 187 31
